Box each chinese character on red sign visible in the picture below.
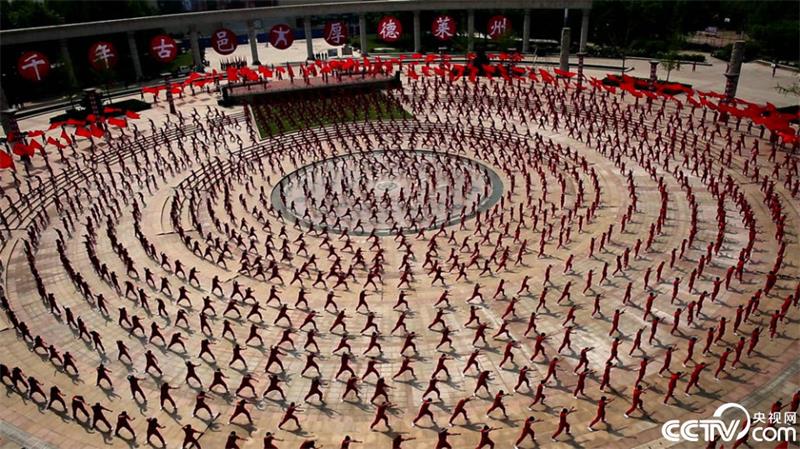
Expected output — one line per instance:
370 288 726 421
487 15 510 39
211 28 238 55
88 41 118 70
269 24 295 50
377 16 402 43
324 21 348 46
17 51 51 82
432 15 456 41
149 34 178 63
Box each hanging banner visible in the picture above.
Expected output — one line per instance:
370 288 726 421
487 15 511 39
269 24 295 50
431 15 456 41
149 34 178 63
377 16 402 43
211 28 238 55
88 41 119 70
324 21 348 46
17 51 51 82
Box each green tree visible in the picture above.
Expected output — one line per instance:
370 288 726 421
660 58 678 82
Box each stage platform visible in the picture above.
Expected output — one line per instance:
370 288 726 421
220 72 401 105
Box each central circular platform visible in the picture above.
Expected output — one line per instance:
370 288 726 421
272 149 503 235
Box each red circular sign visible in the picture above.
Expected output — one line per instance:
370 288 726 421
431 15 456 41
269 24 294 50
149 34 178 63
487 15 511 39
324 21 348 46
17 51 51 82
377 16 402 43
211 28 238 55
88 41 118 70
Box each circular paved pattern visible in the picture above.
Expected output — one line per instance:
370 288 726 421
271 149 504 235
0 75 797 449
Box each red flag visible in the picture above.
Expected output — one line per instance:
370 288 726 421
125 110 140 120
86 114 97 123
450 64 465 82
27 130 44 137
48 121 66 130
75 126 92 138
46 136 65 149
497 65 510 81
0 151 14 170
468 66 478 83
12 142 34 157
60 129 72 145
539 69 554 83
107 117 128 128
241 66 259 81
287 64 295 78
407 67 419 80
258 66 273 78
226 66 239 81
66 118 86 126
90 125 104 138
554 68 577 78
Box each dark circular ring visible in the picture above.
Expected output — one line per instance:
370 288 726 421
271 149 504 236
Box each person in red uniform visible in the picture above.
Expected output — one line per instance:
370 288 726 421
684 363 706 395
370 401 394 430
278 402 302 430
588 396 614 430
434 429 460 449
339 435 362 449
475 425 500 449
551 407 576 441
624 384 646 418
514 416 537 448
412 398 436 427
663 372 684 404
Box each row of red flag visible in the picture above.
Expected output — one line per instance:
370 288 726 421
1 108 142 169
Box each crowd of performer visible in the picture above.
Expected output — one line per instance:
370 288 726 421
0 65 798 449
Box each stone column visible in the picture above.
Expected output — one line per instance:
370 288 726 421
162 73 176 114
247 20 260 65
559 27 571 74
467 9 475 52
725 40 745 99
0 108 20 143
83 88 102 117
359 14 368 56
522 9 531 54
577 52 585 89
579 8 590 52
413 10 421 53
59 38 78 88
127 31 144 81
304 16 314 60
190 25 203 70
0 85 8 111
649 60 659 90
